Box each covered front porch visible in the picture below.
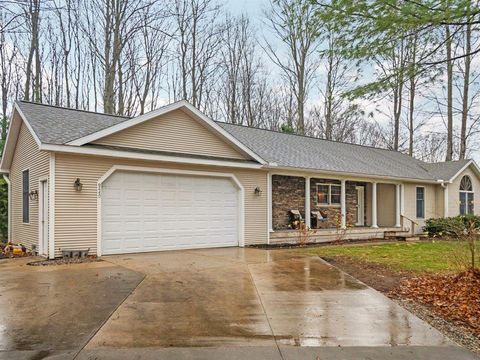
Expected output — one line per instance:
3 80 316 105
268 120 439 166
268 174 413 244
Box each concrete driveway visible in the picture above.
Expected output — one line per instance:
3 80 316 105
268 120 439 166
0 248 478 360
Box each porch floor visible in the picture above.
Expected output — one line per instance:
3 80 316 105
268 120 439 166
269 226 407 244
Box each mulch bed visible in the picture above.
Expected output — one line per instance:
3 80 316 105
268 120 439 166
390 269 480 337
323 255 480 355
27 256 102 266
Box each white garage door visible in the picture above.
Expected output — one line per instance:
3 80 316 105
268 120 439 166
101 171 239 255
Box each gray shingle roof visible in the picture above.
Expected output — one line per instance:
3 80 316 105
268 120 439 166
17 101 130 144
421 159 470 181
218 122 464 181
16 101 471 181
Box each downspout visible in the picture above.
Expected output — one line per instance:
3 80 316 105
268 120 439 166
440 182 449 218
3 174 11 242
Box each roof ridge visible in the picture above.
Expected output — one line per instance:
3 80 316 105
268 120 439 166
217 121 419 158
17 100 132 119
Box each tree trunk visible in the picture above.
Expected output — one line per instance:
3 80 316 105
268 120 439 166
460 19 471 159
445 24 454 161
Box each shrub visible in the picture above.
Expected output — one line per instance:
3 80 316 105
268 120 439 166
423 215 480 238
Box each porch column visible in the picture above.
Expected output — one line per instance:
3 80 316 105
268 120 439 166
341 179 346 229
443 184 449 218
371 182 378 228
267 173 273 233
395 184 401 227
305 177 311 228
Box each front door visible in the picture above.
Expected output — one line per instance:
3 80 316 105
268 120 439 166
355 186 365 226
39 180 49 256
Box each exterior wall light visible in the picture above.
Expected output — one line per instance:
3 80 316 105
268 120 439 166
74 178 83 192
29 190 38 200
254 187 263 196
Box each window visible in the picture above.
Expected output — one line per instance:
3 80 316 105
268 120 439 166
416 187 425 219
459 175 474 215
316 183 341 205
22 169 29 223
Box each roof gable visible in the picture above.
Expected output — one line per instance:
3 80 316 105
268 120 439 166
92 108 249 160
67 100 266 164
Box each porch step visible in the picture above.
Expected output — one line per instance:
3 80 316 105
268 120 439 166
396 234 420 242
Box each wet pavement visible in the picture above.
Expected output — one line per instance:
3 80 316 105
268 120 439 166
0 257 144 359
0 248 478 359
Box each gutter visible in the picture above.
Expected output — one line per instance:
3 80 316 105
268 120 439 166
263 164 441 184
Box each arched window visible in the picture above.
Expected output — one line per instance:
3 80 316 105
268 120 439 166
459 175 474 215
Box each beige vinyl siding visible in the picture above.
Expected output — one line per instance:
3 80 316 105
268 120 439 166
93 109 247 160
54 153 267 257
10 121 49 249
376 183 396 227
403 183 439 232
448 166 480 216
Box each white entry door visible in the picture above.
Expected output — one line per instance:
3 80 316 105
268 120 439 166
39 180 49 256
355 186 365 226
101 171 240 255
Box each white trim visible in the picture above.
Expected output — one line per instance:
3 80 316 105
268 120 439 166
355 185 365 226
415 186 426 219
400 184 405 216
443 183 449 217
305 177 311 228
66 100 266 165
14 103 42 146
267 172 273 242
315 183 342 206
3 175 11 242
446 160 480 183
265 166 440 184
395 184 401 227
38 176 48 257
21 168 30 224
0 103 42 171
459 175 475 215
39 144 263 170
96 165 245 256
340 179 346 229
48 153 55 259
371 182 378 228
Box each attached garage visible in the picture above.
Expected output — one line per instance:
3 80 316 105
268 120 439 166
100 169 242 255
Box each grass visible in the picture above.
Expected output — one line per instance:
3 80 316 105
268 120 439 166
301 240 476 273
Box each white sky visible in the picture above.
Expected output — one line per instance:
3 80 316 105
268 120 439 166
225 0 480 164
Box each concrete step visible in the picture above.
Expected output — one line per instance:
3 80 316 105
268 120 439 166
397 236 420 242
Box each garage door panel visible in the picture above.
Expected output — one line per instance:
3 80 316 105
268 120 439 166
101 171 239 255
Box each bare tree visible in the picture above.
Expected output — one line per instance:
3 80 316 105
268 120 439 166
263 0 320 134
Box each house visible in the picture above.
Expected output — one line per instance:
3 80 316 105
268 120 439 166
1 100 479 259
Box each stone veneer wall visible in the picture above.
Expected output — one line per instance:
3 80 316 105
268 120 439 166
310 178 367 229
272 175 305 230
271 175 368 230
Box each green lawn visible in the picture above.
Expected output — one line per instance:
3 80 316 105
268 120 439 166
301 240 476 273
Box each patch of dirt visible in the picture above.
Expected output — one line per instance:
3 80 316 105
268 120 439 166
249 238 397 250
324 255 480 356
323 256 413 293
27 256 102 266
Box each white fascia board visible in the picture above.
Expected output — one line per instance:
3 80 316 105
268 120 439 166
40 143 264 170
446 159 480 183
66 100 266 165
0 103 43 171
265 165 439 184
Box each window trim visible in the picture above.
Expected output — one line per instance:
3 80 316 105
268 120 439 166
22 168 30 224
459 175 474 215
415 186 425 219
315 183 341 206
